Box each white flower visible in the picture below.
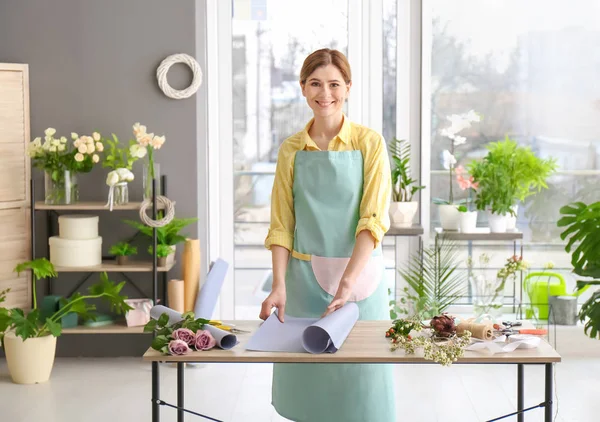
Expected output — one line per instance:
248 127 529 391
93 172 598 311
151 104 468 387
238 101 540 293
42 140 52 151
442 150 457 170
73 139 80 148
86 143 95 154
92 154 100 163
71 132 79 140
74 152 85 162
60 136 67 144
85 136 94 145
58 144 66 152
92 132 101 141
133 122 147 138
137 132 152 147
466 109 481 122
95 142 104 152
151 135 165 149
129 144 147 158
544 261 555 270
51 138 61 147
44 128 56 137
78 144 87 154
106 170 120 186
32 137 41 147
453 135 466 146
49 145 57 152
116 168 134 182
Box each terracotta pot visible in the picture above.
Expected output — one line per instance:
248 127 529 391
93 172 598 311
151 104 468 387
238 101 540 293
4 332 57 384
389 201 418 228
116 255 129 265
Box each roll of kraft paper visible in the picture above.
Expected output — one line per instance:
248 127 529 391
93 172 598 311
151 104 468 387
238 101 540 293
193 258 229 320
149 305 237 350
167 279 185 313
181 238 201 312
457 321 493 340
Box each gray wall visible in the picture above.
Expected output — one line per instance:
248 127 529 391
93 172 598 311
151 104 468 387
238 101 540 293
0 0 209 356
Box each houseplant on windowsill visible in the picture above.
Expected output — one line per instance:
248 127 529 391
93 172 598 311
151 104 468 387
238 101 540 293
109 241 138 265
27 129 104 205
0 259 132 384
433 110 481 231
388 138 425 228
455 165 479 232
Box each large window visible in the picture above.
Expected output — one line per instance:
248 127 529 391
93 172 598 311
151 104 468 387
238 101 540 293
427 0 600 296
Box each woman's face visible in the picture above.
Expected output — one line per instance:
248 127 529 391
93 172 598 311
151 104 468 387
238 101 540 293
301 64 351 119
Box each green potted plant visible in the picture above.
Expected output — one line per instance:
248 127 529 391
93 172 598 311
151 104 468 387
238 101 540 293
455 165 479 233
148 244 173 267
558 201 600 339
433 110 481 231
388 138 425 228
0 259 132 384
109 241 138 265
125 216 198 265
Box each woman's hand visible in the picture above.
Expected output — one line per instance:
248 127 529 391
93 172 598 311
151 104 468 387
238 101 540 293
322 281 353 317
259 286 287 322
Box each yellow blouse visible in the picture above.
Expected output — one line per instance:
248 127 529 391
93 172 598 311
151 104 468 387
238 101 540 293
264 114 392 251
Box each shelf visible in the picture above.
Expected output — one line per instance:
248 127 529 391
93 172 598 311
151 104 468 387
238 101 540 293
386 225 424 236
54 260 175 272
34 201 174 211
435 227 523 241
62 323 148 334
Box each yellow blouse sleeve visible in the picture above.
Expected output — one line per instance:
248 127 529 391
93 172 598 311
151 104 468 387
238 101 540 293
356 133 391 248
264 143 296 251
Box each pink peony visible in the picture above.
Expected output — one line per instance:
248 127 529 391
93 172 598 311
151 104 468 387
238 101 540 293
194 330 216 351
168 339 190 356
172 328 196 346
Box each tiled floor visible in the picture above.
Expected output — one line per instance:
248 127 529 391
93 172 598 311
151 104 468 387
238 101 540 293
1 327 599 422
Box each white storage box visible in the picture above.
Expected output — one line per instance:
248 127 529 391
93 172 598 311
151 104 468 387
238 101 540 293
49 236 102 267
58 215 99 240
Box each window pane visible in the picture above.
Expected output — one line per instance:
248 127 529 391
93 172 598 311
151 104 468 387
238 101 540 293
232 0 349 318
429 0 600 243
382 0 397 144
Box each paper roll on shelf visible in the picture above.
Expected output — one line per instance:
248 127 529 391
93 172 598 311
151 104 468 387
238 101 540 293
181 239 201 312
167 279 185 313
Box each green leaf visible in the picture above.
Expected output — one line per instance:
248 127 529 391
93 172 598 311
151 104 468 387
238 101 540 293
158 312 170 327
14 258 57 281
11 308 40 340
151 334 170 351
45 318 62 337
144 319 158 332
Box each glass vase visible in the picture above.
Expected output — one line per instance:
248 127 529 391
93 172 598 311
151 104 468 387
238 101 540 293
143 163 161 200
114 182 129 205
470 275 505 319
44 170 78 205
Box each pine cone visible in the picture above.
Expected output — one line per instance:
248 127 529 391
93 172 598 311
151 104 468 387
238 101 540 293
430 314 456 337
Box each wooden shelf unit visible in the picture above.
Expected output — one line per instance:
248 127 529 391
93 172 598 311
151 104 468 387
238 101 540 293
54 260 175 273
35 201 173 211
62 323 148 334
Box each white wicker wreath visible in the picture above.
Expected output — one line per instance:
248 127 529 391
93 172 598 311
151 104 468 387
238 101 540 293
156 53 203 99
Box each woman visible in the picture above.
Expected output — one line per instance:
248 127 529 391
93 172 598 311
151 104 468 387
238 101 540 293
260 48 396 422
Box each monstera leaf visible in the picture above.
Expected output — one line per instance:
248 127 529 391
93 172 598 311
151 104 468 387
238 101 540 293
558 202 600 340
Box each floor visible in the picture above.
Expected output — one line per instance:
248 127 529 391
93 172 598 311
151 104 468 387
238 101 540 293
1 326 599 422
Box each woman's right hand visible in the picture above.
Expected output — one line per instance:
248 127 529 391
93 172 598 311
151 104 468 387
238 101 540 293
259 286 286 323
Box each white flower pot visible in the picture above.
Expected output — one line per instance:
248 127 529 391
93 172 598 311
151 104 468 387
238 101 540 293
506 204 518 231
439 204 460 231
459 211 478 233
488 211 508 233
3 332 57 384
389 201 418 228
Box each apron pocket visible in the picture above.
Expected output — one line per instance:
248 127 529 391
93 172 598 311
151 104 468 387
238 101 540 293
310 254 384 302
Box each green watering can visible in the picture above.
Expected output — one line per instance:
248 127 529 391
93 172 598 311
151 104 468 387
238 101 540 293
523 272 591 319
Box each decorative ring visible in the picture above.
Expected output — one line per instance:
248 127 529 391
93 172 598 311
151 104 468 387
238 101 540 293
139 195 176 228
156 53 203 99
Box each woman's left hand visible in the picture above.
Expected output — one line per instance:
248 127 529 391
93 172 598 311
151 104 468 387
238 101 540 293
322 282 354 317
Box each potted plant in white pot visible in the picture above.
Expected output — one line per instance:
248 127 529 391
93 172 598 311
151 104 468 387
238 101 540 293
0 259 132 384
388 138 425 228
455 165 479 232
433 110 481 231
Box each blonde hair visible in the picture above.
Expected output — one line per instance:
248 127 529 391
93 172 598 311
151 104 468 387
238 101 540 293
299 48 352 85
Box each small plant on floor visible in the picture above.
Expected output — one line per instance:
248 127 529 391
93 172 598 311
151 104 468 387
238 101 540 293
0 261 133 345
110 241 138 265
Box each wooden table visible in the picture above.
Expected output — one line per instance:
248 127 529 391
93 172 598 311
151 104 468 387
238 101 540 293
143 321 561 422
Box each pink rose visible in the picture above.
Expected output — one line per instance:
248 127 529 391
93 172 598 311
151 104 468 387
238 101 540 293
194 330 216 351
172 328 195 346
168 339 190 356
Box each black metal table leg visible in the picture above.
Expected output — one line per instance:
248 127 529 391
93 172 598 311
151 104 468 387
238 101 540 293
545 363 553 422
178 362 185 422
517 364 524 422
152 361 160 422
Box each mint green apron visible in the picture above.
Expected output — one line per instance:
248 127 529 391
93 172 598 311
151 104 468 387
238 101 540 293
272 150 396 422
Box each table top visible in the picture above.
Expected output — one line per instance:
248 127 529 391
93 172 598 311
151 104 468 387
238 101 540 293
142 321 561 364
